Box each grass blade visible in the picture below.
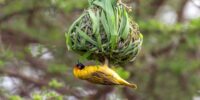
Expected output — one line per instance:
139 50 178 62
76 26 97 46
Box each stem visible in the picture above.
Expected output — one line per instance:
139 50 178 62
118 0 132 12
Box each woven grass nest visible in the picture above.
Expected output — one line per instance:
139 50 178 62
66 0 143 65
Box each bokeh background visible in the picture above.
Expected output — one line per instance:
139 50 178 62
0 0 200 100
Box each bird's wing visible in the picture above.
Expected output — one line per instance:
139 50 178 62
86 71 119 85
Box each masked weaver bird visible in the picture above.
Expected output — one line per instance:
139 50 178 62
73 59 137 89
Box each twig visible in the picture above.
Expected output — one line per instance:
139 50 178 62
118 0 132 12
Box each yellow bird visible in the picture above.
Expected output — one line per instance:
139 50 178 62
73 60 137 89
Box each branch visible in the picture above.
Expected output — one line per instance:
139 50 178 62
0 69 47 87
145 64 161 100
0 6 48 24
0 68 82 99
150 0 166 16
177 0 188 22
151 35 186 58
122 87 139 100
88 86 113 100
135 0 140 17
24 52 69 78
25 53 48 71
178 73 189 91
0 28 40 46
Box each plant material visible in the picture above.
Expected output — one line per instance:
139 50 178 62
66 0 143 64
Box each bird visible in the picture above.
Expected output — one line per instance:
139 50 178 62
73 59 137 89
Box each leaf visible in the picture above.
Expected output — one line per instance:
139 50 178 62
88 9 98 33
103 0 118 49
100 11 110 39
76 26 97 46
121 8 130 39
88 0 95 5
93 0 104 8
112 67 130 79
79 51 94 62
48 79 64 88
66 13 86 50
88 9 102 48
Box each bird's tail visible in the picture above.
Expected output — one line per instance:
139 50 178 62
121 81 137 89
125 83 137 89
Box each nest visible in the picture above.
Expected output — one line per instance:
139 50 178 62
66 0 143 65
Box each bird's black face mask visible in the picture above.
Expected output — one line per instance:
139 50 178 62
76 63 85 70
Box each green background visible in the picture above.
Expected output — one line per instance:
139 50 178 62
0 0 199 100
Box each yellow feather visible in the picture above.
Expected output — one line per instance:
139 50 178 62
73 62 137 89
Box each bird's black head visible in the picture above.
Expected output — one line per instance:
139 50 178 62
75 63 85 70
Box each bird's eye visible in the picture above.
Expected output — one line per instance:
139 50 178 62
76 63 85 70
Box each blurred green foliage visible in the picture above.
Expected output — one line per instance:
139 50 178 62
48 79 64 88
0 0 199 100
32 92 63 100
8 95 22 100
55 0 87 12
112 67 130 80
